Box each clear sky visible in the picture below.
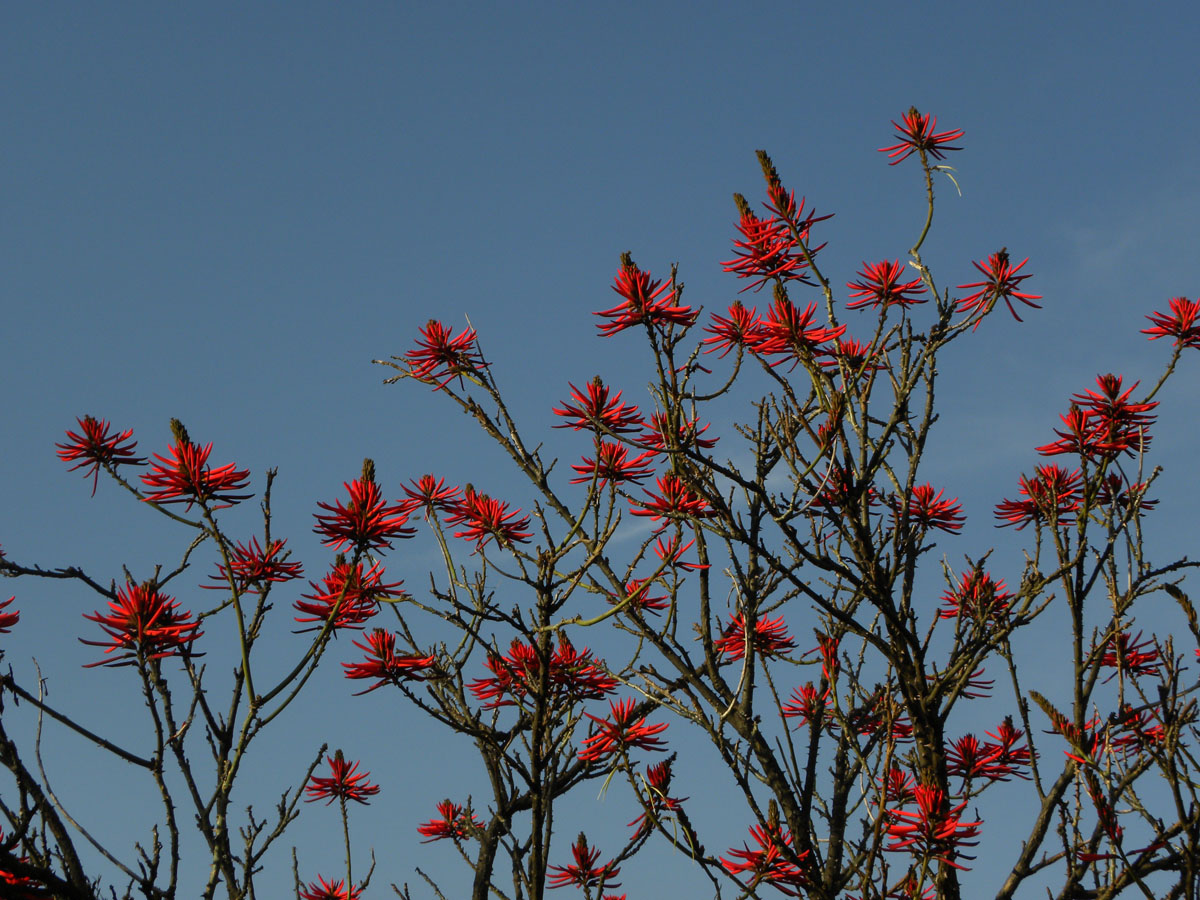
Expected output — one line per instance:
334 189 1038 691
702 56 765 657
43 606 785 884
3 2 1199 897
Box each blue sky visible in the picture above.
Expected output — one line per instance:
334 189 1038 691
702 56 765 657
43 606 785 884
3 2 1199 896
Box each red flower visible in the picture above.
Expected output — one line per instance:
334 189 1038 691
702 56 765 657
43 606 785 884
819 337 884 373
82 583 202 667
609 577 670 615
628 758 687 834
578 697 668 762
595 257 697 337
400 474 462 518
1143 296 1200 348
553 378 645 435
570 441 656 487
1095 474 1156 513
403 319 488 390
715 614 796 660
781 682 829 727
937 569 1011 624
956 249 1042 326
846 260 927 310
721 199 829 293
638 413 718 457
982 717 1033 779
56 415 144 496
1100 631 1161 682
444 485 532 548
885 784 981 869
204 537 303 593
946 733 1012 782
894 484 965 533
314 474 415 553
305 752 380 805
1037 375 1156 460
703 301 763 356
654 534 709 571
343 629 436 694
811 632 841 682
140 424 251 510
721 822 809 896
0 597 19 634
417 800 482 842
298 876 363 900
630 475 714 529
548 833 620 890
879 767 917 806
293 559 402 631
468 636 617 708
994 465 1082 529
755 297 846 369
879 108 964 165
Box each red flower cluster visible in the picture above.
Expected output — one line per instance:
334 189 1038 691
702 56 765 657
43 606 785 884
293 559 402 631
638 413 718 457
304 753 380 805
569 441 656 487
894 484 965 533
548 833 620 891
956 249 1041 326
140 428 251 510
298 876 363 900
314 475 415 552
782 682 829 727
400 474 462 518
878 108 964 165
204 537 303 593
754 297 846 369
578 698 668 763
946 733 1022 782
82 583 202 667
937 569 1012 624
994 465 1082 529
1036 374 1156 460
403 320 488 390
653 534 709 571
720 822 809 896
722 195 830 293
715 614 797 660
417 800 482 842
630 475 714 530
1143 296 1200 348
846 260 927 310
553 379 645 434
0 597 19 634
443 485 531 548
702 301 762 357
609 577 670 615
595 258 697 336
628 758 687 835
885 785 981 869
1099 631 1161 682
468 636 617 709
343 629 436 694
57 416 145 496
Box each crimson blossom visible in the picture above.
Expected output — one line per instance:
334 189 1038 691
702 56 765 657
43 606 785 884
885 785 981 870
293 559 402 631
956 248 1042 325
878 107 964 165
304 753 380 805
1142 296 1200 348
702 301 762 357
298 876 363 900
894 484 966 533
553 378 645 434
403 319 488 390
754 297 846 369
313 474 415 552
714 613 797 660
569 441 656 487
720 822 809 897
56 415 144 496
399 474 462 518
721 196 828 293
547 833 620 891
578 698 669 763
994 464 1082 529
417 800 482 842
443 485 531 548
0 597 18 634
140 427 251 510
846 259 927 310
630 474 714 530
342 628 436 694
468 636 616 709
594 258 697 337
937 569 1012 625
204 537 303 593
81 583 202 667
627 758 687 835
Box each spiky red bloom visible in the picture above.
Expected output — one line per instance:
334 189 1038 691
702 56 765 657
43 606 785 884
417 800 482 842
314 478 414 553
1143 297 1200 348
305 753 380 805
782 682 829 727
721 822 810 896
0 597 19 634
937 569 1011 624
578 698 668 762
638 413 718 457
57 416 145 496
548 834 620 890
400 474 462 518
81 583 201 667
298 876 363 900
946 733 1014 782
293 560 402 631
703 302 763 356
885 785 981 869
715 614 797 660
1095 474 1156 513
628 758 687 834
141 439 251 509
1038 375 1157 460
956 249 1041 326
982 717 1033 780
1100 631 1161 682
846 260 927 310
994 465 1082 529
595 262 697 337
630 475 714 529
755 297 846 368
468 636 617 709
343 629 436 694
608 577 670 615
403 319 488 390
819 337 884 372
879 108 964 165
444 486 531 548
722 203 828 293
654 534 709 571
895 484 965 533
204 537 303 593
570 441 656 487
879 768 917 806
553 378 645 435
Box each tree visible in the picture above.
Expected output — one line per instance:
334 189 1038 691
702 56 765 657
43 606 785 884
3 108 1200 900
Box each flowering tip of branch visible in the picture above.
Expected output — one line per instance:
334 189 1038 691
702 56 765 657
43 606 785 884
957 249 1042 327
314 477 414 553
140 435 252 509
879 108 964 165
81 583 202 667
1143 296 1200 348
304 754 380 805
57 415 145 496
